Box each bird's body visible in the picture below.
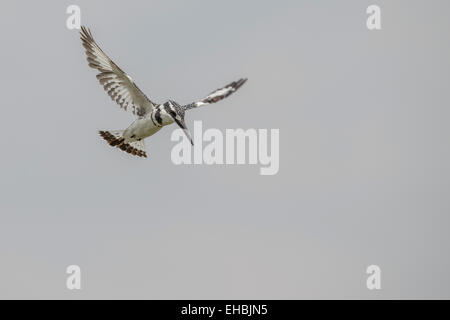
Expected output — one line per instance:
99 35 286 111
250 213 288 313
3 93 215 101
80 26 247 157
124 111 163 142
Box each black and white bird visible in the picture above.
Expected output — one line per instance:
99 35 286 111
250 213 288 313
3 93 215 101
80 26 247 158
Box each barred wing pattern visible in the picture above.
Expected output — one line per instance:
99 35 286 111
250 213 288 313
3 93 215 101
80 26 156 117
183 78 247 110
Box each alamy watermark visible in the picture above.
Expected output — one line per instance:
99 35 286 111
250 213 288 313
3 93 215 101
171 121 280 176
366 265 381 290
66 265 81 290
366 5 381 30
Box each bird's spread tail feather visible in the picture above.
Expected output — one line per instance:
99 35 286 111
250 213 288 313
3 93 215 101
99 130 147 158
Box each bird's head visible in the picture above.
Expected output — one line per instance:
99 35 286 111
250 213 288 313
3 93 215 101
160 100 193 145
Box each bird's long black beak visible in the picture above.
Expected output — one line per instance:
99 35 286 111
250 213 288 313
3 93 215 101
174 118 194 146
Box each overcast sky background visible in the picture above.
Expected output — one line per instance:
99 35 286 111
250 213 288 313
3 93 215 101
1 0 450 299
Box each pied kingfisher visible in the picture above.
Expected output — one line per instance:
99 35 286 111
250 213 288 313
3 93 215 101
80 26 247 158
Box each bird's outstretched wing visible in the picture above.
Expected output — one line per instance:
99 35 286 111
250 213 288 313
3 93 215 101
80 26 156 117
183 78 247 110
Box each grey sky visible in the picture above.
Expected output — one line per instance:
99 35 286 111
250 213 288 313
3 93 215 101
0 0 450 298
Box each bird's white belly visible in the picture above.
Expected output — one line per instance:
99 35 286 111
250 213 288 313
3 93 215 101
124 118 162 141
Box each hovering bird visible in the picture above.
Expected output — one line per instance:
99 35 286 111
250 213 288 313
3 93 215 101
80 26 247 158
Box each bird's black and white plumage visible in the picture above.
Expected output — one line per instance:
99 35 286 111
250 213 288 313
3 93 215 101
80 26 247 158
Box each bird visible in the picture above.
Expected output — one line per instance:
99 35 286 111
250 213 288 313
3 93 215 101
79 26 247 158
